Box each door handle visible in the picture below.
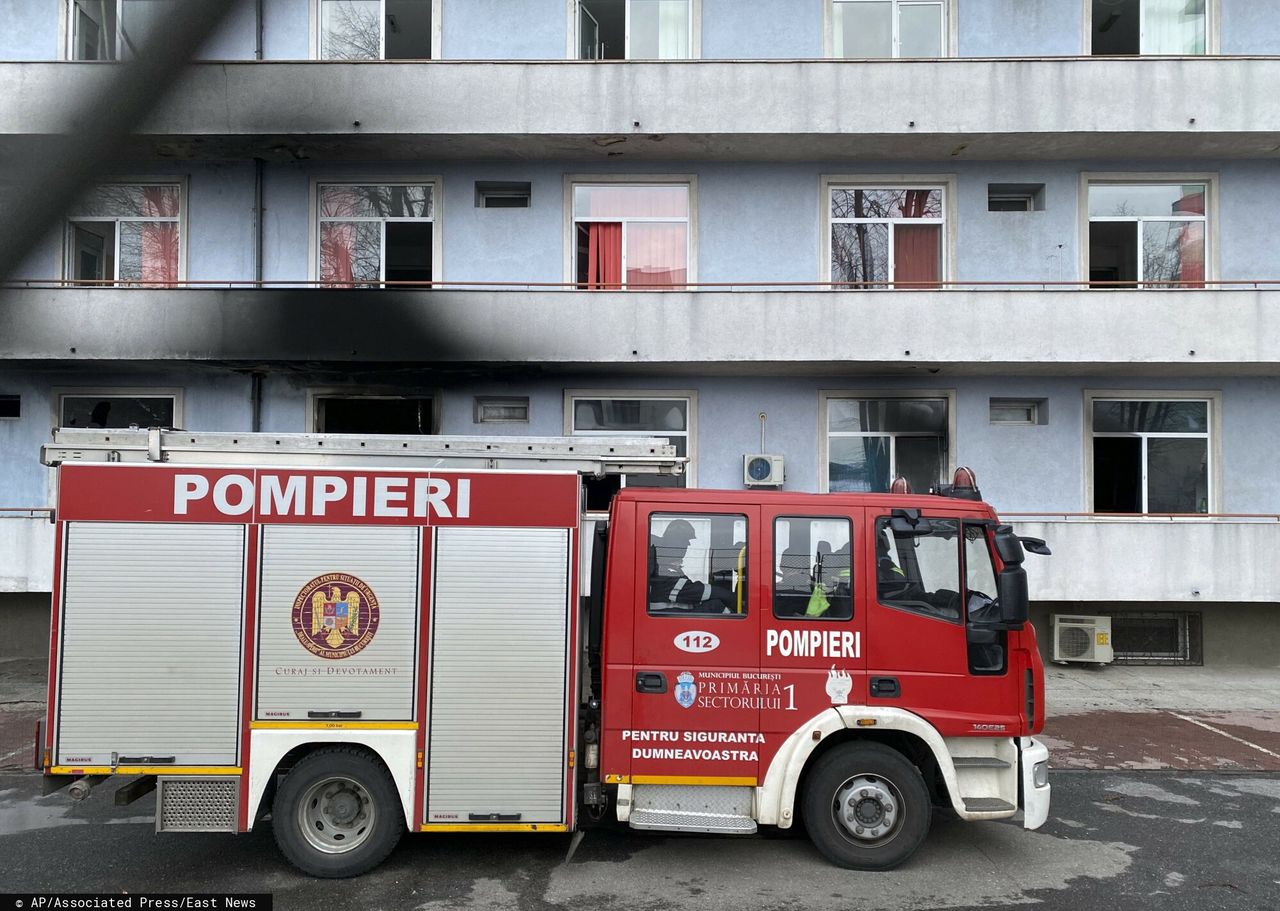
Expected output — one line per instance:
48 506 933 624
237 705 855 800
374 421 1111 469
636 672 668 694
870 677 900 699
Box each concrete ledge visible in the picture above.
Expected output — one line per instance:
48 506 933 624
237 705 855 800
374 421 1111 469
2 287 1279 373
1 58 1278 160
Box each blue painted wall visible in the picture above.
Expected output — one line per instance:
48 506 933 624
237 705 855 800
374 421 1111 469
444 0 565 59
959 0 1082 57
702 0 824 58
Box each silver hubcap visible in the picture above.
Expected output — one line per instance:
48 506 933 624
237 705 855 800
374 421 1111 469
833 774 904 847
298 775 376 854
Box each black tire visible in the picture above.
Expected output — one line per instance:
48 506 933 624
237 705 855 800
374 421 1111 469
801 742 931 871
272 746 405 878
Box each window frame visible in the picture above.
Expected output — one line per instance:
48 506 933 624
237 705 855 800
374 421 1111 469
1082 0 1220 56
1080 173 1217 288
564 388 698 487
873 514 964 625
818 389 957 494
563 174 698 289
820 174 956 288
1082 389 1221 515
62 178 188 285
824 0 956 58
310 0 443 60
305 387 442 434
568 0 702 60
62 0 119 61
309 177 443 286
473 396 531 425
52 387 185 430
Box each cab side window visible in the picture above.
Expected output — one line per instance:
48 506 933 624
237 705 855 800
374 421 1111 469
773 517 853 620
875 516 962 622
647 513 748 617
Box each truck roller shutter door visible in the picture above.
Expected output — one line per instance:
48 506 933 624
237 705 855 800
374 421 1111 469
257 525 419 721
56 522 245 767
427 526 570 825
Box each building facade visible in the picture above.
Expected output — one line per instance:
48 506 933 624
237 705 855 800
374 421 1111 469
2 0 1279 664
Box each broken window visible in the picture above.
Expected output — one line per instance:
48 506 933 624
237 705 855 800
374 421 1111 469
832 0 945 58
1090 397 1212 513
314 395 437 434
1087 182 1206 288
1091 0 1206 56
317 183 435 287
60 393 178 429
826 396 949 493
570 394 691 509
66 183 181 285
829 186 944 288
319 0 434 60
573 184 690 290
577 0 691 60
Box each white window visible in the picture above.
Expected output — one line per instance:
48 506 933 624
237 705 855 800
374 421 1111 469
65 0 166 61
989 398 1044 426
1086 178 1210 288
822 393 953 493
316 0 439 59
575 0 694 60
65 182 183 286
830 0 947 58
1088 393 1216 514
474 396 530 424
56 389 182 429
826 182 947 288
1089 0 1209 56
567 391 695 508
570 180 692 290
315 181 439 287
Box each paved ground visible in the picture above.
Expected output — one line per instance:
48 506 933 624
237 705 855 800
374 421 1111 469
1043 665 1280 771
4 658 1280 908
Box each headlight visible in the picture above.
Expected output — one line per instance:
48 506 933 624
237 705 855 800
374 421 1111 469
1033 760 1049 788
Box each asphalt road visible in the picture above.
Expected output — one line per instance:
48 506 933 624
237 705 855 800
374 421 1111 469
2 769 1278 910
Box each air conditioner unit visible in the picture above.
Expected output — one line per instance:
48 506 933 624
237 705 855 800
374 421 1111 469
743 454 784 487
1052 614 1114 665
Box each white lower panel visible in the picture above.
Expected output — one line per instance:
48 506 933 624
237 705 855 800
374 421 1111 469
426 526 570 824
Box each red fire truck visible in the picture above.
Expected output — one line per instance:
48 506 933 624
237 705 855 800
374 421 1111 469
38 428 1050 877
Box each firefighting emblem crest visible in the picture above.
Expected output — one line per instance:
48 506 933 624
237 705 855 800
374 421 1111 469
291 572 380 659
675 671 697 709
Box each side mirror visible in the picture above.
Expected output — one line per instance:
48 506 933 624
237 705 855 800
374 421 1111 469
996 566 1028 628
993 524 1025 565
1020 536 1051 556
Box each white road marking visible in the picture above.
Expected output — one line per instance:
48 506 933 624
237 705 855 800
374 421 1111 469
1169 712 1280 760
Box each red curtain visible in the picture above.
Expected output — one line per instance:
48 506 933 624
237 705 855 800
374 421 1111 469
626 223 687 289
1177 221 1205 287
894 224 940 288
141 224 179 286
320 222 356 286
587 222 623 289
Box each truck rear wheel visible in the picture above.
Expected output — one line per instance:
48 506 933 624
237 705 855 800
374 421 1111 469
802 742 931 870
272 746 404 877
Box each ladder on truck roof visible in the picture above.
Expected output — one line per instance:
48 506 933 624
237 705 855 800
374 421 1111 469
42 427 686 477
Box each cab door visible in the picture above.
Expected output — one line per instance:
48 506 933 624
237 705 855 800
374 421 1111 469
629 504 762 783
759 508 866 754
864 510 1021 735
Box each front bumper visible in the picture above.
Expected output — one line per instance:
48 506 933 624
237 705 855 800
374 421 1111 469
1019 736 1051 829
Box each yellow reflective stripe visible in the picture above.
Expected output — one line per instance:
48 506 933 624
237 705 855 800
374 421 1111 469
419 824 567 833
49 766 241 776
250 721 419 730
736 545 746 614
631 775 757 786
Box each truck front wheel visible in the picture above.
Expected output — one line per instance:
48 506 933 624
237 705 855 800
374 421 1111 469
272 746 405 877
802 742 931 870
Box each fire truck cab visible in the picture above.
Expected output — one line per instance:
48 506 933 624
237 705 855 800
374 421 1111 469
38 429 1050 877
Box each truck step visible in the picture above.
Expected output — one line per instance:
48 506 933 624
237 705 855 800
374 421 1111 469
629 783 757 835
952 757 1012 770
962 797 1016 814
629 808 758 835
